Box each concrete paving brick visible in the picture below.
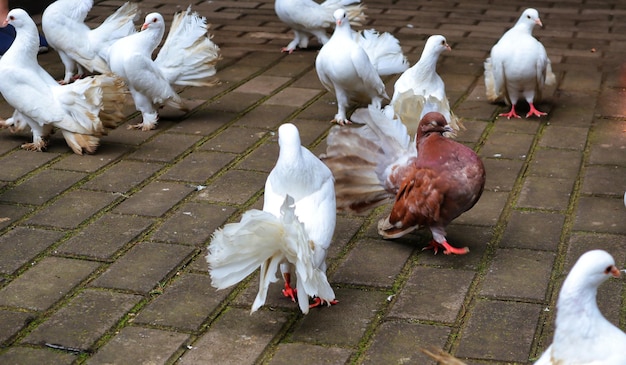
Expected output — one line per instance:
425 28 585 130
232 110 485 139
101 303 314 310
362 321 451 365
264 87 322 107
26 190 118 229
587 119 626 166
0 347 76 365
454 190 509 226
206 91 264 113
581 165 626 196
538 125 588 150
0 257 99 311
200 126 268 153
573 196 626 235
0 205 31 230
113 181 195 217
528 148 582 179
517 176 574 211
481 158 524 192
0 169 85 205
501 210 565 251
331 238 414 288
456 300 543 362
269 343 352 365
86 326 189 365
179 308 288 365
23 290 141 350
481 249 555 300
236 141 280 172
290 287 388 347
0 310 33 344
90 242 194 293
235 75 291 95
234 103 299 129
195 169 267 205
0 150 60 182
51 144 132 172
160 151 234 183
152 202 236 246
56 213 153 260
126 133 203 162
547 91 597 128
479 132 535 160
389 266 475 323
81 160 162 193
134 273 228 331
0 227 64 274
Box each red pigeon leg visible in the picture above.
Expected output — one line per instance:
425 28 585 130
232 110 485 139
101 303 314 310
499 105 521 119
423 240 469 255
282 272 297 302
309 297 339 309
526 103 547 118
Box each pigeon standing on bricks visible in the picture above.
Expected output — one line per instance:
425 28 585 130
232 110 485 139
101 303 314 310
484 8 555 119
207 123 337 314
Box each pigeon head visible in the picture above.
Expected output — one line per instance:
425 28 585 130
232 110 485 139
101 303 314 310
417 112 454 138
278 123 302 152
564 250 620 292
4 9 31 28
518 8 542 28
141 12 164 31
333 9 348 26
424 35 451 55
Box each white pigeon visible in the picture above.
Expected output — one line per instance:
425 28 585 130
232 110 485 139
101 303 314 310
274 0 366 53
391 35 460 139
535 249 626 365
315 8 408 125
41 0 138 84
207 123 337 314
107 7 221 131
484 8 556 119
0 9 126 155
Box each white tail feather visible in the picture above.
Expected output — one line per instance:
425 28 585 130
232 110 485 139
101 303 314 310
355 29 409 76
206 195 334 314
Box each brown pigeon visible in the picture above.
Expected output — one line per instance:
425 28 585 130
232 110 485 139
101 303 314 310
322 106 485 254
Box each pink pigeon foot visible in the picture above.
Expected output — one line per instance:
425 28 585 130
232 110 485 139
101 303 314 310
422 239 469 255
526 103 547 118
310 297 339 309
499 105 521 119
281 47 295 54
282 273 297 302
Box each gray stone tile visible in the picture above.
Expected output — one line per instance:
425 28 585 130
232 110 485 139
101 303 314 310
269 343 352 365
0 310 33 344
581 165 626 196
389 266 475 323
479 132 535 160
0 227 64 274
528 148 582 179
501 210 565 250
113 181 195 217
127 133 203 162
517 176 574 211
90 242 194 293
0 150 60 182
481 158 524 192
538 126 588 150
481 249 556 300
195 169 267 205
160 150 235 183
23 290 141 350
0 169 85 205
26 190 118 229
86 326 189 365
0 347 76 365
573 196 626 234
178 308 288 365
0 257 100 311
81 160 163 193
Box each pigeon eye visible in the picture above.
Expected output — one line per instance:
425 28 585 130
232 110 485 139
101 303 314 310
604 266 614 274
527 15 531 19
8 15 14 21
152 18 157 23
441 40 445 45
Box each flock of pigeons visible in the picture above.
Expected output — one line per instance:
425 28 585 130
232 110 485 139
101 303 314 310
0 0 622 363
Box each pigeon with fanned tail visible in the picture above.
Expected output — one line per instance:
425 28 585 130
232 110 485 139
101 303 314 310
535 250 626 365
322 107 485 255
275 0 366 53
315 8 408 125
108 7 221 131
207 123 337 314
484 8 555 119
0 9 126 155
42 0 138 84
391 35 460 138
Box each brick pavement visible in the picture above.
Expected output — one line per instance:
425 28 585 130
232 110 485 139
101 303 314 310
0 0 625 364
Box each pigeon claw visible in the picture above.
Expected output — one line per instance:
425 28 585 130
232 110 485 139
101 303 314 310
309 297 339 309
423 240 469 255
498 107 521 119
526 103 547 118
281 47 295 54
331 118 352 126
282 283 297 302
128 122 156 131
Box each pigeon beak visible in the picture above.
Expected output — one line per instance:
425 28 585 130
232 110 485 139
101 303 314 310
535 18 543 27
443 125 454 133
445 44 451 51
610 266 621 278
336 19 341 26
141 23 149 31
